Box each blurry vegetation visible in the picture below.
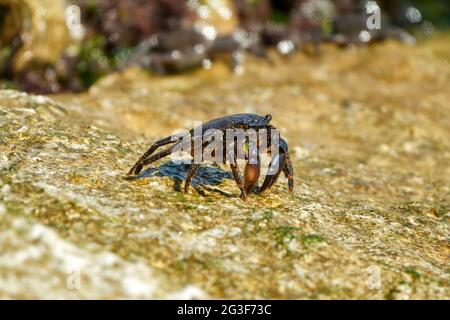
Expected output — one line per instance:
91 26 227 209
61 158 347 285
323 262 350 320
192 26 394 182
0 4 7 28
401 0 450 27
0 4 15 76
0 0 449 94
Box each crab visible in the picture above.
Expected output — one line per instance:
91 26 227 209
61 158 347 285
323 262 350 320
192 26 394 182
126 113 294 200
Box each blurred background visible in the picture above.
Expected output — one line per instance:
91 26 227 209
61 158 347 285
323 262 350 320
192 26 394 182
0 0 448 94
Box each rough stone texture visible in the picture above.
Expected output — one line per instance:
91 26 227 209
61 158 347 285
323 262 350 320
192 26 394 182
0 36 449 299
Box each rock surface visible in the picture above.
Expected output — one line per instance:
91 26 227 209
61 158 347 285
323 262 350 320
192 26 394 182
0 36 449 299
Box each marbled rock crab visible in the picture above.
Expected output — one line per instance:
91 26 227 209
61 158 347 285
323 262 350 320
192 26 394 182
126 113 294 200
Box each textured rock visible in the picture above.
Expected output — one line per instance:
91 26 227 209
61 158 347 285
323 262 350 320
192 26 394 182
0 0 69 71
0 36 449 299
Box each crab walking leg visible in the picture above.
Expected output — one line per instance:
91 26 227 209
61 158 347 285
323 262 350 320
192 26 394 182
227 142 248 199
184 164 200 193
128 136 180 175
129 142 180 176
283 154 294 193
259 151 287 194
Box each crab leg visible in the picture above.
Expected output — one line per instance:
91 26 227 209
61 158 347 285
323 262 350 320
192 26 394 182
128 141 182 176
224 139 245 198
128 135 180 175
283 153 294 193
230 162 245 197
184 164 200 193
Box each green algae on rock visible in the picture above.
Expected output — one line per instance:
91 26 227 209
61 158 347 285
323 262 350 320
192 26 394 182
0 36 449 299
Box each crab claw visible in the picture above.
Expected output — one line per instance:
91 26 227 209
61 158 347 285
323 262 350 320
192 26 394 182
283 157 294 193
240 161 261 201
260 138 294 194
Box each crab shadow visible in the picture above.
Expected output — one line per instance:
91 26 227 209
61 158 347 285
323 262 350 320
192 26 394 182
125 161 236 197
